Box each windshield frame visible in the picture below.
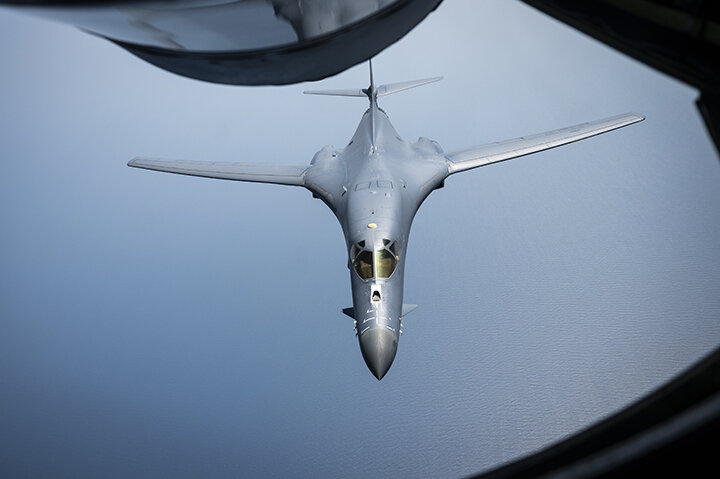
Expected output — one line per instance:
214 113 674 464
351 238 400 281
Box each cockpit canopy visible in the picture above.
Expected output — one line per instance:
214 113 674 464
351 239 400 280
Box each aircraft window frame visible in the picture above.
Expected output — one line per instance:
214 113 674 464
377 180 393 188
351 239 401 280
355 182 371 191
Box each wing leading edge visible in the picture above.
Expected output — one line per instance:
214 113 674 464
445 113 644 175
128 157 307 186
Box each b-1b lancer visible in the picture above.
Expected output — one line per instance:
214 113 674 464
129 63 643 380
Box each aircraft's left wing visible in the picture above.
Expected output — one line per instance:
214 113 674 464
128 157 307 186
445 113 644 175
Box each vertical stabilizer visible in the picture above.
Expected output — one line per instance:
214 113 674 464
368 58 375 97
303 60 442 152
363 60 378 151
303 61 442 100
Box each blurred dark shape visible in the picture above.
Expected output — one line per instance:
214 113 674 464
520 0 720 155
0 0 443 85
470 346 720 478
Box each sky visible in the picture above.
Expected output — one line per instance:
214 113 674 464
1 1 719 478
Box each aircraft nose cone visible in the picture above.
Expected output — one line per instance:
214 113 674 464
359 328 398 380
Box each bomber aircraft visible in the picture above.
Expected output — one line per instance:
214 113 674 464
129 62 643 380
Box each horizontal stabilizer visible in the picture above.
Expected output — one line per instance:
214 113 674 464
304 72 441 101
377 77 442 97
128 157 307 186
342 307 355 319
402 304 418 317
304 89 365 97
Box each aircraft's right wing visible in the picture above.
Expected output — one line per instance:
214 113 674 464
128 157 307 186
445 113 644 175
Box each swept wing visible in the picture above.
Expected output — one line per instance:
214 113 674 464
445 113 644 175
128 157 307 186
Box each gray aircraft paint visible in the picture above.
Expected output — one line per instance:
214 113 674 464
129 63 643 379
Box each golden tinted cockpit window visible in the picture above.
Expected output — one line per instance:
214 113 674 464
351 239 400 280
353 250 374 280
375 249 396 278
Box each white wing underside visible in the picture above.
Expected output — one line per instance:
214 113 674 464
445 113 644 174
128 158 307 186
128 115 642 187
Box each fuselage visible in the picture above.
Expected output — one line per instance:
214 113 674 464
304 104 448 379
128 68 644 380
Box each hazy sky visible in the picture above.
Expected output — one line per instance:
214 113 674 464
1 1 719 478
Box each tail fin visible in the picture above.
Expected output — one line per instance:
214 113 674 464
303 60 441 101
